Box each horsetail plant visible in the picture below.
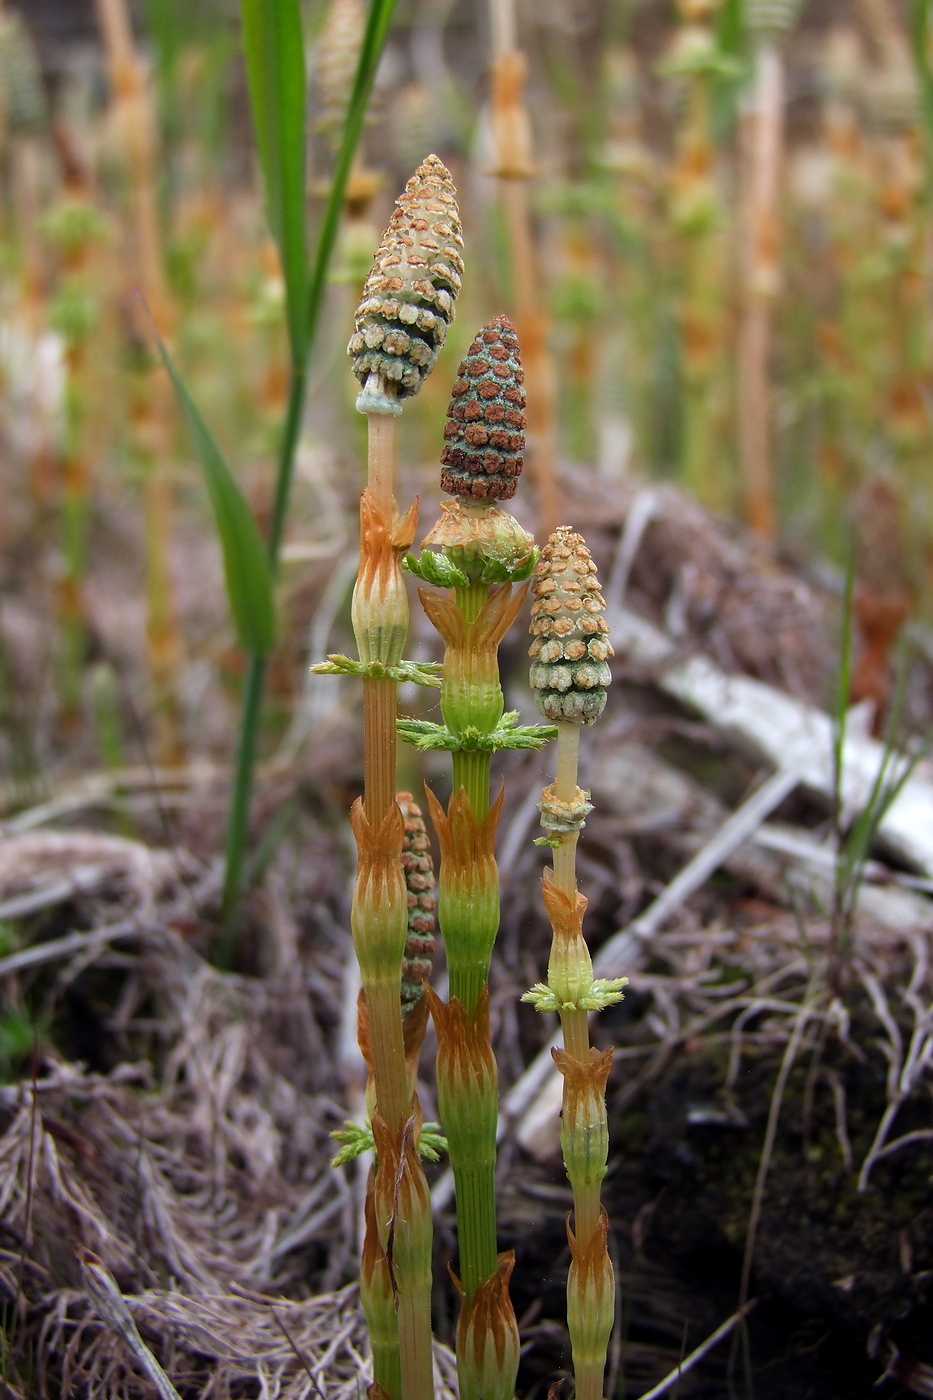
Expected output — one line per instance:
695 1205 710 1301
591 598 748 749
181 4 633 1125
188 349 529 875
523 528 626 1400
402 316 555 1400
315 155 463 1400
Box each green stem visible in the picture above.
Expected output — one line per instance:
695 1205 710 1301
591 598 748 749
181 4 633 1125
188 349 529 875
452 1164 499 1302
371 1338 402 1400
267 366 308 577
448 961 489 1017
220 651 267 949
455 578 488 623
220 367 305 939
451 748 490 822
397 1278 435 1400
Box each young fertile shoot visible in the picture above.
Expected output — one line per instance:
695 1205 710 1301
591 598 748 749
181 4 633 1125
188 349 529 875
523 527 624 1400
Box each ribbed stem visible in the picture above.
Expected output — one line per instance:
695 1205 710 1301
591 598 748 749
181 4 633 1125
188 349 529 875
367 410 395 516
363 677 398 826
553 721 581 895
397 1289 434 1400
455 577 488 623
453 1165 499 1302
371 1340 402 1400
448 959 489 1018
574 1362 607 1400
365 982 411 1139
451 749 490 825
552 721 610 1386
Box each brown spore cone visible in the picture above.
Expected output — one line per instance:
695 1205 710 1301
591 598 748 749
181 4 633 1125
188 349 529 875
348 154 463 402
529 527 613 724
398 792 436 1012
440 315 525 500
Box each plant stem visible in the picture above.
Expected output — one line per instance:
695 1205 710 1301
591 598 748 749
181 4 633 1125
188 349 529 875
451 749 490 827
455 1165 499 1301
221 368 307 933
267 366 309 575
220 652 267 942
552 724 592 1151
455 577 488 623
549 721 613 1394
363 678 398 826
738 41 784 540
365 410 395 516
552 721 580 894
366 982 413 1134
448 960 489 1020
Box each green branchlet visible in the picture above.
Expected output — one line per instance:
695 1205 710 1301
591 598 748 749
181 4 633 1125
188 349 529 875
312 653 442 685
397 713 555 752
522 978 627 1014
403 550 469 589
330 1118 447 1166
417 500 536 584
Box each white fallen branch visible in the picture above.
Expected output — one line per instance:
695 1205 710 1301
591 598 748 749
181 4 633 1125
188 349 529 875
612 607 933 876
0 920 141 979
0 866 111 922
624 763 804 943
78 1247 183 1400
635 1300 757 1400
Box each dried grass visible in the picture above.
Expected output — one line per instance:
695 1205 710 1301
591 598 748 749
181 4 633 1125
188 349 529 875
1 481 931 1396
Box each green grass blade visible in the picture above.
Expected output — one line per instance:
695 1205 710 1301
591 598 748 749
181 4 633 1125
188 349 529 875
910 0 933 153
240 0 309 366
265 0 399 569
304 0 399 345
712 0 748 139
831 546 856 824
155 332 276 655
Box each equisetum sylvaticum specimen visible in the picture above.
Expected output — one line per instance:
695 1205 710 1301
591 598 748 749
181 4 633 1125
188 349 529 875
403 313 553 1400
524 529 625 1400
317 155 624 1400
314 154 463 1400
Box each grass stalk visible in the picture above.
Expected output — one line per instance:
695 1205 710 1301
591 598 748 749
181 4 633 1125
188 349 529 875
737 11 796 539
220 366 305 928
738 45 781 538
221 0 399 930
